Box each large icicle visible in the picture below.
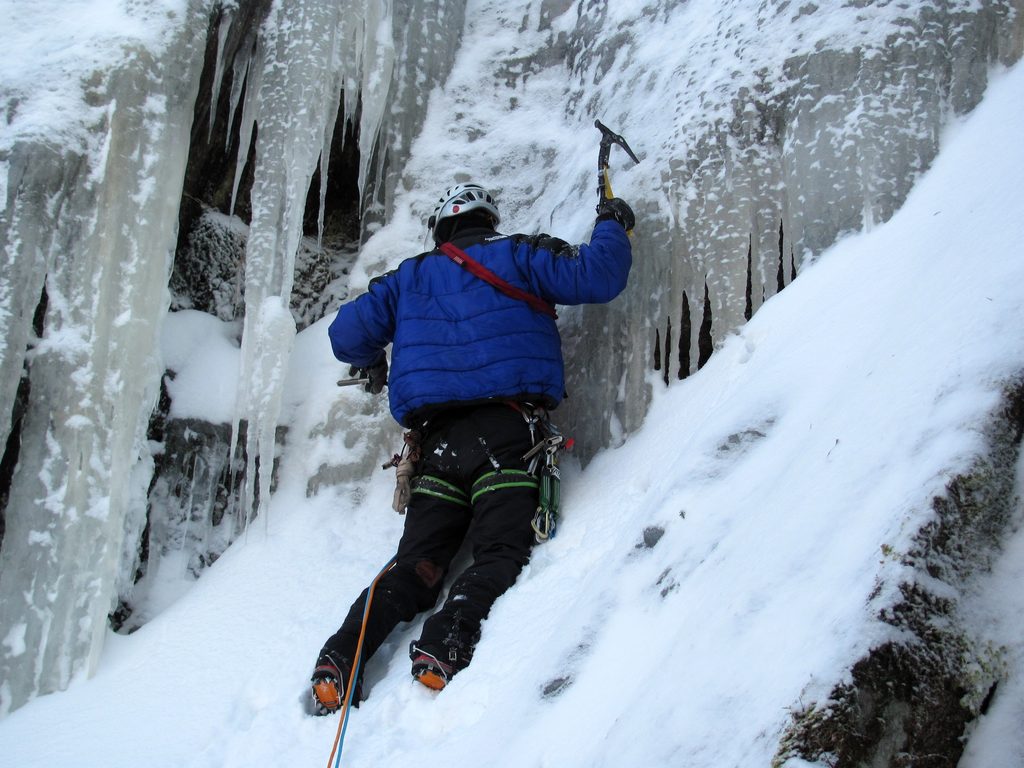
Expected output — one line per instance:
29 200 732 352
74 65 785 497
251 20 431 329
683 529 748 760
229 0 395 526
0 3 209 716
207 5 236 142
352 3 395 204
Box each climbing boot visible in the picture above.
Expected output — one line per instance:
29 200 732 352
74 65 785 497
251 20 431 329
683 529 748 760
410 646 454 691
309 652 358 715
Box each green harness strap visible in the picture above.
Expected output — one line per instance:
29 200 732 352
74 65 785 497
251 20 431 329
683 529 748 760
411 475 470 507
471 469 539 504
412 470 539 507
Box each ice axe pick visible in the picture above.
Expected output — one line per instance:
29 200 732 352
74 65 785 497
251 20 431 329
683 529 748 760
595 119 640 205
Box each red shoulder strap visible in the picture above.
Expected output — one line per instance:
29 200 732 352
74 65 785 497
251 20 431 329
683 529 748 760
439 242 558 319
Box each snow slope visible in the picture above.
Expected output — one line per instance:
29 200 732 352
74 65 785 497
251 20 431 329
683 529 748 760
2 45 1024 768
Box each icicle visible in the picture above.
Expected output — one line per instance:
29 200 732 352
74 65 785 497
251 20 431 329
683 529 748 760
231 0 387 529
245 297 295 526
228 33 263 217
226 33 252 151
315 21 346 250
355 6 395 205
208 7 235 142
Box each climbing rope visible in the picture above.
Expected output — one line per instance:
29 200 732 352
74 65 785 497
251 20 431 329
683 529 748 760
326 558 397 768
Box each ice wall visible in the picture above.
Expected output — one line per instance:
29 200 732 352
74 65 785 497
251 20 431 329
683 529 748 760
361 0 470 225
572 0 1022 452
383 0 1022 457
1 0 1021 721
0 2 209 715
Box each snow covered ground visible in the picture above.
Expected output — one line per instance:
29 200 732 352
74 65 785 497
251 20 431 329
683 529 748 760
1 39 1022 768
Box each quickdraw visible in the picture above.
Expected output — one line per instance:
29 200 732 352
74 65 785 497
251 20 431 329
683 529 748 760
521 416 573 543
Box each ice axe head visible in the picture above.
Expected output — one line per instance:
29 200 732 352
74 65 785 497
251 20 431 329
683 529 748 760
595 119 639 201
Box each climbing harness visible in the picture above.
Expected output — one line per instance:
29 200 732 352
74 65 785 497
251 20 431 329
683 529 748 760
470 468 538 504
325 558 397 768
384 404 572 542
518 405 573 543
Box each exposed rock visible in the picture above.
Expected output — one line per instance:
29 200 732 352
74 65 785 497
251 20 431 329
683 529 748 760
774 377 1024 767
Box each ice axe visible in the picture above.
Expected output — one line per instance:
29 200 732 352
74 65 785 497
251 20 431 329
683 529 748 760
594 119 640 204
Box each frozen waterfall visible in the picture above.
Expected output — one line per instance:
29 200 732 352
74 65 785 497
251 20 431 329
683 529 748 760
1 0 1021 722
0 0 469 714
0 1 209 714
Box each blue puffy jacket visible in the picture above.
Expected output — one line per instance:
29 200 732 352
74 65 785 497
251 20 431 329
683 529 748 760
328 219 632 426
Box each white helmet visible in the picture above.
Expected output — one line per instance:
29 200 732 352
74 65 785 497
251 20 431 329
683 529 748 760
427 183 500 239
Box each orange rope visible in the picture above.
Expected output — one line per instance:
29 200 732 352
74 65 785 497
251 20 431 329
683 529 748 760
326 559 397 768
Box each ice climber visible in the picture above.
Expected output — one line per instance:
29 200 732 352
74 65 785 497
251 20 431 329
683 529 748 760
310 182 634 714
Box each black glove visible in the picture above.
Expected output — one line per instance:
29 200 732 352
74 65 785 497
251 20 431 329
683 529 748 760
348 355 388 395
595 197 635 231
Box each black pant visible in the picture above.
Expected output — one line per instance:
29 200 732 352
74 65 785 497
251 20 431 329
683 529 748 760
320 404 538 689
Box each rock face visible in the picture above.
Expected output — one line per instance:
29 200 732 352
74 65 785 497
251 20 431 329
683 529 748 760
775 378 1024 767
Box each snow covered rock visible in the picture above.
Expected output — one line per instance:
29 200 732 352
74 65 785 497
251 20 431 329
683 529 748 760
776 380 1024 767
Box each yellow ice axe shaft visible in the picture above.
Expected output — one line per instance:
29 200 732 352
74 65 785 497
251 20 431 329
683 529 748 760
601 166 615 199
